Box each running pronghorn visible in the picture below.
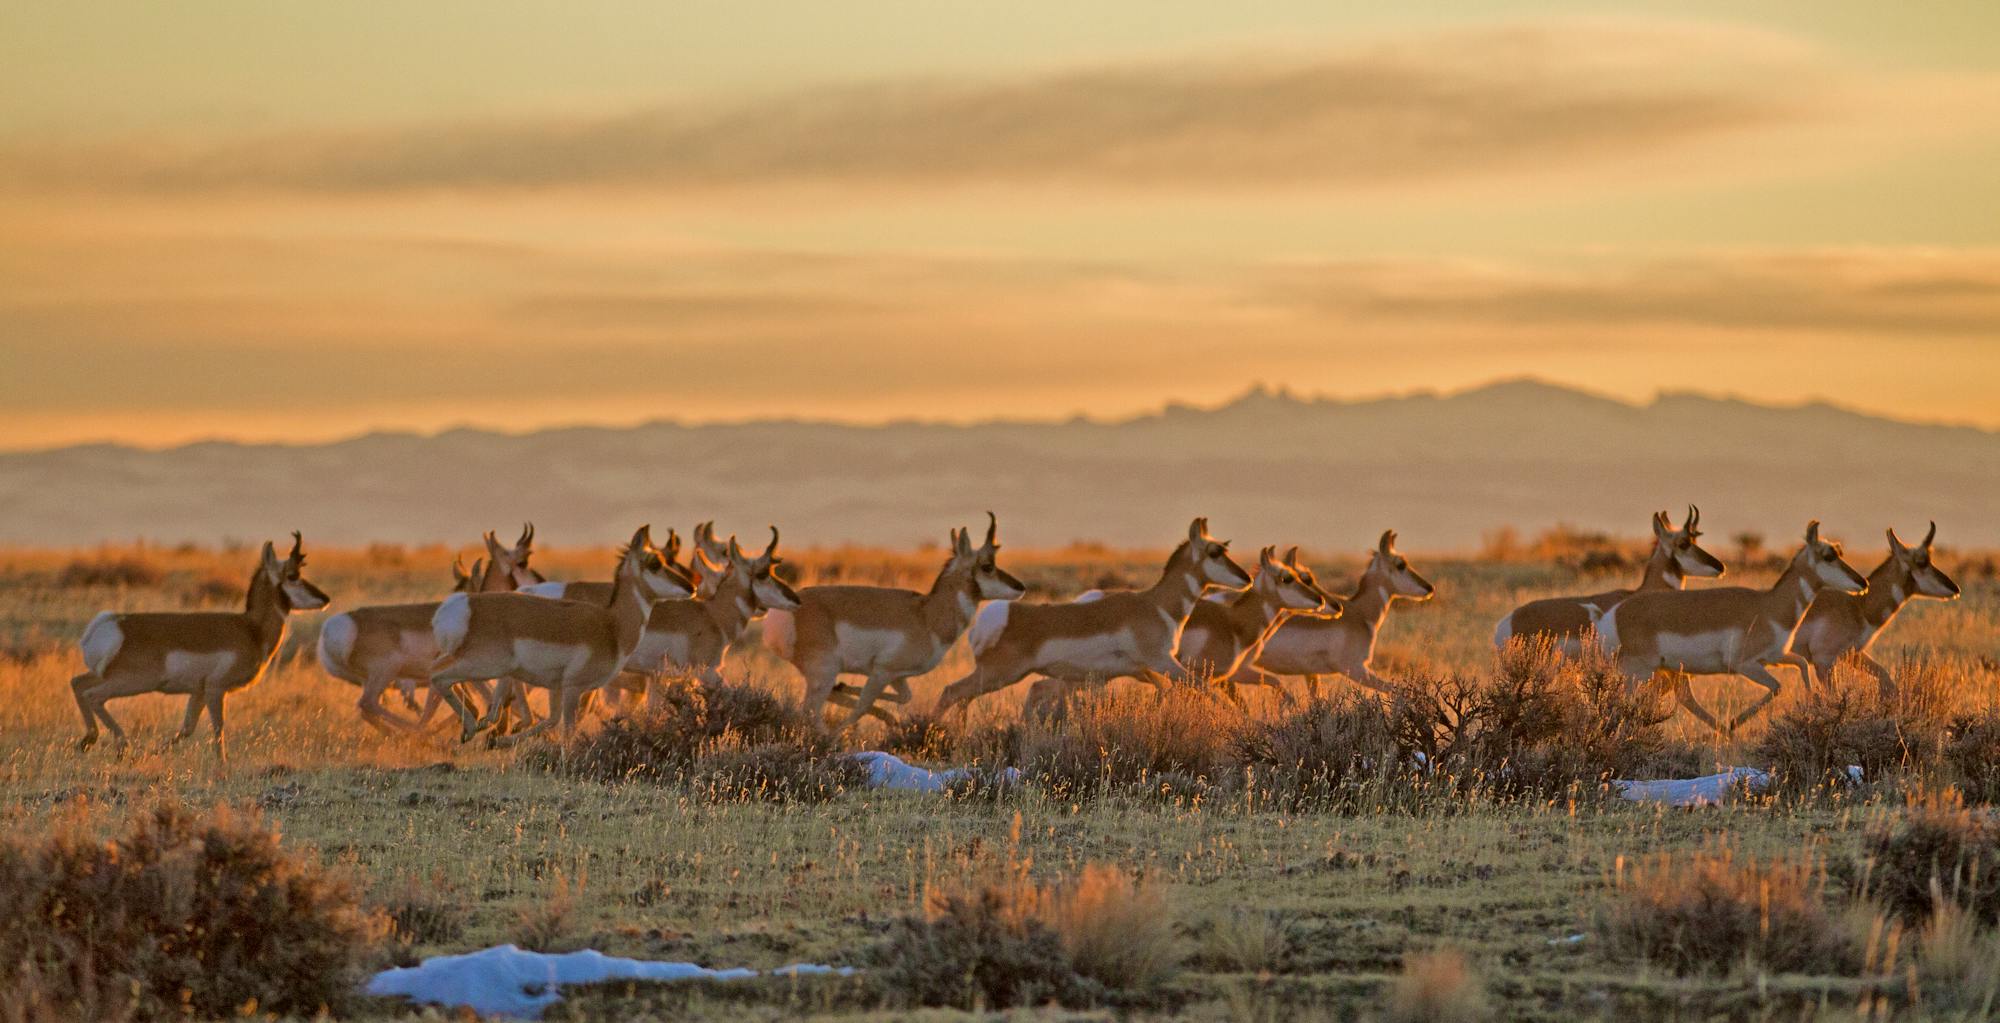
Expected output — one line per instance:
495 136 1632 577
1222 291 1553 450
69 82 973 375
764 514 1026 730
1788 522 1960 696
523 528 695 603
1493 507 1726 656
429 526 690 743
317 528 544 734
933 517 1251 717
1596 520 1868 734
620 528 801 691
1025 544 1338 712
70 533 331 760
1218 530 1434 701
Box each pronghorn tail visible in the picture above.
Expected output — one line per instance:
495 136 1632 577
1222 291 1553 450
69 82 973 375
1491 611 1515 649
967 601 1011 656
317 611 359 678
432 593 473 660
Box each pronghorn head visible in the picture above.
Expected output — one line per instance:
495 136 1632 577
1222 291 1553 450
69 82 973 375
1889 521 1961 601
481 523 545 589
1799 520 1868 595
1186 517 1253 591
692 521 732 598
729 527 804 612
450 555 486 593
620 525 696 599
263 532 331 611
1657 505 1726 579
1370 530 1435 601
1255 546 1341 617
954 512 1027 601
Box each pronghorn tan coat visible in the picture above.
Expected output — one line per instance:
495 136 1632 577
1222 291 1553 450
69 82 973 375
70 534 330 758
1493 507 1725 654
1788 522 1960 693
935 517 1251 715
430 527 684 742
317 528 542 733
764 514 1026 730
1221 531 1435 700
622 529 801 688
1597 520 1868 733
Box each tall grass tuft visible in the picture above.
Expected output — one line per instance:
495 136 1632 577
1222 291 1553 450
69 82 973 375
1599 845 1855 976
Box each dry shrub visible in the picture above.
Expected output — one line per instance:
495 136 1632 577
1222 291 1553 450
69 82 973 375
876 710 960 762
1941 709 2000 804
1193 907 1296 974
1383 947 1490 1023
1854 793 2000 926
527 680 862 801
1017 685 1242 801
1599 846 1854 976
0 802 383 1021
1913 900 2000 1013
1754 677 1943 800
376 870 468 964
1233 693 1406 811
875 860 1179 1009
508 871 583 953
55 555 162 589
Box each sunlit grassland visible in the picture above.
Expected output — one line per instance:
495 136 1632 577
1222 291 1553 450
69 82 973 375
2 540 1997 1021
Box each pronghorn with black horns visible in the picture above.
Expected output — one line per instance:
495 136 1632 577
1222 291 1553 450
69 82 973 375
1025 543 1337 713
764 513 1026 730
523 528 695 603
934 517 1251 716
688 521 734 599
71 533 331 760
620 527 801 691
1789 521 1960 696
1597 520 1868 734
1493 506 1725 655
317 526 544 734
1218 529 1434 701
429 525 690 743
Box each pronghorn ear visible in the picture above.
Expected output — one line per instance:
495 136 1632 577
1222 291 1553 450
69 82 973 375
1805 520 1821 547
1259 545 1276 567
259 540 279 569
728 535 747 564
631 525 654 553
451 554 469 581
1653 511 1670 538
469 557 486 580
1378 530 1396 555
483 530 505 556
1887 526 1909 556
1284 546 1301 568
955 527 973 557
1189 517 1206 544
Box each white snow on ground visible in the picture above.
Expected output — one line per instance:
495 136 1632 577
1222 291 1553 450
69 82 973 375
852 750 1020 793
1613 765 1863 806
366 945 853 1018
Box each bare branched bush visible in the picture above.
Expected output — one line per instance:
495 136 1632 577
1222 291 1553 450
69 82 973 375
1755 675 1943 801
1017 686 1242 801
0 803 384 1021
1942 709 2000 804
1234 693 1408 811
1599 846 1855 976
1854 793 2000 926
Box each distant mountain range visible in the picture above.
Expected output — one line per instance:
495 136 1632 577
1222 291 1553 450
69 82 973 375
4 380 1994 551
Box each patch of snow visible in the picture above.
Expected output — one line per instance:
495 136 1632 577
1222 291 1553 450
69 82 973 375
853 750 1020 793
1614 767 1769 806
366 945 853 1019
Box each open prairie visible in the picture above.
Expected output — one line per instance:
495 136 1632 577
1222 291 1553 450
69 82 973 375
6 535 2000 1021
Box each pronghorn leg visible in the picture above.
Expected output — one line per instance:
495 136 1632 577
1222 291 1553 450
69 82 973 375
358 670 424 733
825 682 901 727
1668 670 1728 735
423 666 483 743
1723 663 1786 733
203 684 228 763
1350 668 1399 699
487 686 566 747
1777 652 1814 694
70 672 104 749
170 690 206 744
934 660 1033 716
831 674 899 732
1857 653 1896 701
1303 674 1324 702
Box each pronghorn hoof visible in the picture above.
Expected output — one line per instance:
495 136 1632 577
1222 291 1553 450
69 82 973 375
76 735 97 752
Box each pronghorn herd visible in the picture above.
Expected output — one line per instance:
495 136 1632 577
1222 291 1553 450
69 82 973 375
64 510 1965 759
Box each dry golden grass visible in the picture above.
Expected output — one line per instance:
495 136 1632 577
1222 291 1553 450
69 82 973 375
2 540 1998 1020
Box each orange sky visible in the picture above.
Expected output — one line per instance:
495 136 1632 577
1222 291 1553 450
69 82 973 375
2 3 1998 449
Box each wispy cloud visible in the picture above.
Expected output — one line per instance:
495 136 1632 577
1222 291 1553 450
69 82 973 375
0 20 1909 197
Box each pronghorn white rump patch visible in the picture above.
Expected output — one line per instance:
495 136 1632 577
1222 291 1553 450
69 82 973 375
967 601 1011 655
521 581 568 600
1490 613 1514 648
433 594 472 658
317 612 360 674
1593 608 1622 655
760 609 797 660
79 612 123 675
